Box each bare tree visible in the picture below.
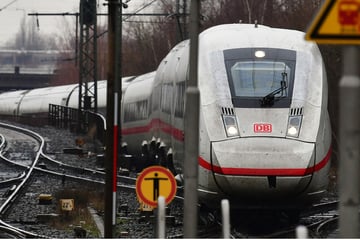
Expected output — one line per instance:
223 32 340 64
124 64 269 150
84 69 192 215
5 15 59 50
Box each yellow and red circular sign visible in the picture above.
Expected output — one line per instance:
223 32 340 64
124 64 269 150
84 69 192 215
136 166 177 207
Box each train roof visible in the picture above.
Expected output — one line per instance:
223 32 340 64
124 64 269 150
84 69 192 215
123 72 155 103
199 24 317 53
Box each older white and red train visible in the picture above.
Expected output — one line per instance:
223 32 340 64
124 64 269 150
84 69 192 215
0 24 332 211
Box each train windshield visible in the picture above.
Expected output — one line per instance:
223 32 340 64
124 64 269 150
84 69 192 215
224 48 296 108
230 61 290 97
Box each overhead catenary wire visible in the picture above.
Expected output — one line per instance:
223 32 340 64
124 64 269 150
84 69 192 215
122 0 158 21
123 20 171 23
0 0 18 11
97 0 176 38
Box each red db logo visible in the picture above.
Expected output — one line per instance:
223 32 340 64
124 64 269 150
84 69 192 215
253 123 272 133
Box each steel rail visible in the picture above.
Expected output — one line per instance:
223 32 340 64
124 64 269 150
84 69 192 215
0 122 47 238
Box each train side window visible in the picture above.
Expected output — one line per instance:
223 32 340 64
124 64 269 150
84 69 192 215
151 85 160 112
161 83 173 114
174 82 185 118
124 100 148 122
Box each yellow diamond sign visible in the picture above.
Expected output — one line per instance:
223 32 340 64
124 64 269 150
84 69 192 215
306 0 360 44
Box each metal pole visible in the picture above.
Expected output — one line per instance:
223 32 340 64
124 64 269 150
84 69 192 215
221 199 230 238
75 13 79 66
157 196 166 238
296 225 308 238
105 0 118 237
113 0 122 232
182 0 187 39
339 46 360 238
183 0 200 238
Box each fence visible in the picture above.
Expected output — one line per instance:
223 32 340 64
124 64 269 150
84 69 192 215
48 104 106 144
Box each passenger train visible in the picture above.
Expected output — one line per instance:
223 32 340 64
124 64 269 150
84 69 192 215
0 24 332 212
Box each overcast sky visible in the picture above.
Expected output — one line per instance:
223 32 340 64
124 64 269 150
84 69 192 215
0 0 153 47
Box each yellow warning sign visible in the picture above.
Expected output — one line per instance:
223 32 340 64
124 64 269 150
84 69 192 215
136 166 177 207
306 0 360 44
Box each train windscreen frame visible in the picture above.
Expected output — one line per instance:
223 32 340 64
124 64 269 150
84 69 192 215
224 48 296 108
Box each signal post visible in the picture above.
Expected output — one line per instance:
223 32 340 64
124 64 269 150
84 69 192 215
184 0 200 238
105 0 123 237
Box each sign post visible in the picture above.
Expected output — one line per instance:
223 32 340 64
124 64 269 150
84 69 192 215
338 46 360 238
306 0 360 237
105 0 123 237
184 0 200 238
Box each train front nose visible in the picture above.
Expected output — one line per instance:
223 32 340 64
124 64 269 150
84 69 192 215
210 138 315 200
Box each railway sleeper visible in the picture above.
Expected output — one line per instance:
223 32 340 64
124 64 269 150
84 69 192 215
38 194 53 205
63 147 84 155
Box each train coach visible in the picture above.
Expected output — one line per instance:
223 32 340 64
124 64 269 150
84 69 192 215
0 76 137 119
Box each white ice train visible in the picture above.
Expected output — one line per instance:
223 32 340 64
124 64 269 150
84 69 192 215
122 24 332 212
0 24 332 212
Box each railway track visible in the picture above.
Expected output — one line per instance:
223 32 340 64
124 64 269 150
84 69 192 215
0 122 110 237
233 201 339 238
166 199 339 238
0 122 137 186
0 123 47 238
0 121 340 238
0 122 166 237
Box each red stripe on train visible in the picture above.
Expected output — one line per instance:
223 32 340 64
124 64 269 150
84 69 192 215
121 118 184 141
198 146 332 176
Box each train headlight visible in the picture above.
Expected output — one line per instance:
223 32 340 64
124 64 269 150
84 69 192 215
286 115 302 138
222 115 239 137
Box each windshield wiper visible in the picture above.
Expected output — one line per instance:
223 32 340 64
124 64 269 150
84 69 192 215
260 73 288 107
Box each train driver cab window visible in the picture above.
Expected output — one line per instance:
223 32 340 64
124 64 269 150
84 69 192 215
230 61 291 98
224 48 296 108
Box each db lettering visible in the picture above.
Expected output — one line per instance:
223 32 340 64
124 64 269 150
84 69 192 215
254 123 272 133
